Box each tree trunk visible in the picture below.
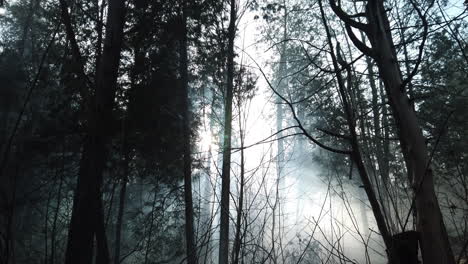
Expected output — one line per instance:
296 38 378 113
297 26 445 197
180 7 198 264
271 5 288 261
364 1 455 263
143 193 157 264
200 93 217 264
64 0 127 263
232 104 245 264
50 143 65 264
218 0 236 262
19 0 41 57
113 174 127 264
329 0 456 262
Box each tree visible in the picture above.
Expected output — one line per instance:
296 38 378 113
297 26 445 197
219 0 237 262
179 3 198 264
61 0 127 263
328 0 455 263
318 0 395 261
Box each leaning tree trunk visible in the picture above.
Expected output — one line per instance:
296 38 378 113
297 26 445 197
365 2 455 264
329 0 455 263
218 0 236 263
64 1 127 263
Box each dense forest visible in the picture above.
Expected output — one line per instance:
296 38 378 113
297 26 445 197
0 0 467 263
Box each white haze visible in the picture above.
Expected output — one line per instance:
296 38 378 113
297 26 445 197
193 7 388 264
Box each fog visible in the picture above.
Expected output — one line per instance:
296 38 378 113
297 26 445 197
189 12 389 263
193 83 388 263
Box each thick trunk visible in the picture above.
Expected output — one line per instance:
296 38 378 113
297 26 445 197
392 231 419 264
218 0 236 262
180 8 198 264
365 1 455 263
64 1 127 263
65 139 106 263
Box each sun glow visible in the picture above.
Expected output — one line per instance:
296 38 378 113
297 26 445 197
199 129 214 151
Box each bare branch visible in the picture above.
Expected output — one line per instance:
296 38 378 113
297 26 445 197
329 0 369 32
400 0 434 90
240 50 353 155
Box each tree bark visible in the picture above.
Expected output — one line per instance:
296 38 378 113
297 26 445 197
64 0 127 263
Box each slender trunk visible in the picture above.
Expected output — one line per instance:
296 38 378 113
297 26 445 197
272 4 288 262
50 144 65 264
200 100 216 264
395 6 414 102
1 164 18 264
113 176 127 264
232 104 245 264
20 0 41 57
180 7 198 264
363 50 400 231
95 200 110 263
113 111 130 264
44 184 52 264
218 0 236 262
367 54 404 231
105 180 117 229
318 1 396 262
64 1 127 263
143 193 157 264
379 81 391 189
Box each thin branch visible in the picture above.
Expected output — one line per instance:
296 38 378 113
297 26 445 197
0 23 60 178
241 49 352 155
345 23 375 57
400 0 434 90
